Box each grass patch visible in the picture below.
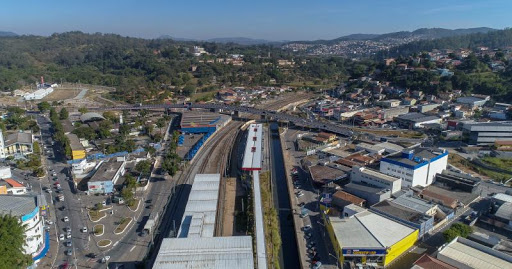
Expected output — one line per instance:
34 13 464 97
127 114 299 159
97 239 111 247
88 209 106 222
481 157 512 173
448 154 511 182
128 198 139 211
93 224 103 236
260 171 281 269
114 217 131 234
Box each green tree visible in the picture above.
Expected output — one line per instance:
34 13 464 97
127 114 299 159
37 101 51 113
125 174 137 189
121 188 134 202
443 223 473 242
135 160 152 176
59 107 69 120
156 118 166 135
33 141 41 154
0 215 33 268
49 108 57 122
78 107 88 114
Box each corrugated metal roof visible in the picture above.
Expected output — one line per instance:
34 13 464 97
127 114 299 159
0 194 38 217
437 237 512 269
154 237 254 269
493 193 512 203
495 202 512 221
178 174 220 238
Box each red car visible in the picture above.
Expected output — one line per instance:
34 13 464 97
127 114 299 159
60 262 69 269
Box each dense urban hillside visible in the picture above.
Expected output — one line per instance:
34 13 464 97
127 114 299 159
378 28 512 58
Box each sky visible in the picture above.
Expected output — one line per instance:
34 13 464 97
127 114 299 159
0 0 510 41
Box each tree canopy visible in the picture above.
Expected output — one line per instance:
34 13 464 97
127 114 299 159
0 215 33 268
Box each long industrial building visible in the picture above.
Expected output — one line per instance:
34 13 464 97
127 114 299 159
462 121 512 145
242 123 263 171
241 123 266 269
180 112 231 133
153 174 254 269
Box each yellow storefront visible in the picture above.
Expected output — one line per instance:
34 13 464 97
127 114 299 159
323 208 418 267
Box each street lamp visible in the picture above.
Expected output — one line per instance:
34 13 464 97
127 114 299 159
328 253 340 268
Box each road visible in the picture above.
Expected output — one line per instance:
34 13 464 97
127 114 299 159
36 114 89 268
282 128 338 269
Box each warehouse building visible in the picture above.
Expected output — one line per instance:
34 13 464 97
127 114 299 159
437 237 512 269
394 113 442 129
462 121 512 145
324 210 418 267
380 148 448 188
180 112 231 133
154 174 254 269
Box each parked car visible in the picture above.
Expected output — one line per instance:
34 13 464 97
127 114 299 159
65 241 72 247
312 261 322 269
45 220 53 225
296 191 304 197
59 234 64 241
300 212 309 218
66 232 72 239
303 225 312 232
65 249 73 256
82 227 88 233
86 253 97 258
65 227 71 232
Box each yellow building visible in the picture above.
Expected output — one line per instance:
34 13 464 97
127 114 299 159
66 133 86 160
324 209 418 267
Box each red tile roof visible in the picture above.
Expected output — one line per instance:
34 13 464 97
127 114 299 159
4 178 24 188
413 254 456 269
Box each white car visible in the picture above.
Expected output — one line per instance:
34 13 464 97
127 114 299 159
82 227 88 233
63 216 69 222
46 189 52 193
66 232 72 239
59 234 64 241
45 220 53 225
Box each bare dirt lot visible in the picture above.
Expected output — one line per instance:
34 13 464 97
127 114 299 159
43 89 81 101
221 177 237 236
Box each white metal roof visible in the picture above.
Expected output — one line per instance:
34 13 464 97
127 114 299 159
493 193 512 203
437 237 512 269
242 124 262 170
330 210 416 249
153 236 254 269
177 174 220 238
495 202 512 221
252 170 267 269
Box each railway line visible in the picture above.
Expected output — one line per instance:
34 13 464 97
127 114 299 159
148 120 242 266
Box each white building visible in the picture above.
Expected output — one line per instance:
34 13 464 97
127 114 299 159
24 83 54 101
437 237 512 269
0 194 48 263
380 148 448 188
0 166 12 179
351 166 402 194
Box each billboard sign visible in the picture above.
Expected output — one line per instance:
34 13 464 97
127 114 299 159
342 248 386 256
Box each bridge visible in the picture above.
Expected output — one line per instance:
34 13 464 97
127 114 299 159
90 103 354 137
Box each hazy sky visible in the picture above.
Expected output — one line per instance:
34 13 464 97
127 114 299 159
1 0 510 40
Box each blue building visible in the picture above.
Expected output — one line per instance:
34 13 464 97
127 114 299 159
87 158 126 194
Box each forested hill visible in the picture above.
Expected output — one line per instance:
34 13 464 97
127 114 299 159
378 28 512 58
0 31 351 103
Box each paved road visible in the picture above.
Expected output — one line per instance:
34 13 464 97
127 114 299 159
283 129 338 269
36 114 89 268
